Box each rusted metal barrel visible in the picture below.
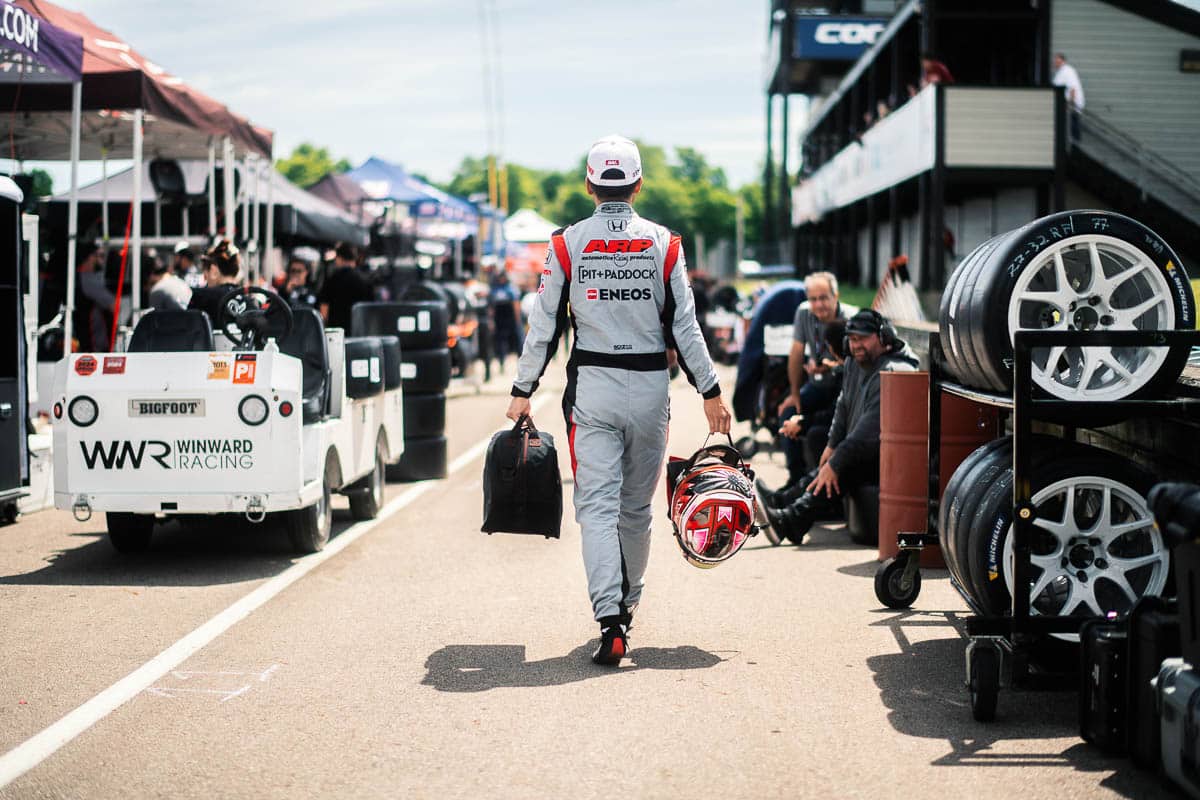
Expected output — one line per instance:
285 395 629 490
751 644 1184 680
879 372 1000 567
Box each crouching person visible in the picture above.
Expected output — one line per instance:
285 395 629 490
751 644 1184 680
761 310 917 545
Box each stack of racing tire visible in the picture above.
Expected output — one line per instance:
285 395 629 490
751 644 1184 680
352 295 451 482
936 210 1193 625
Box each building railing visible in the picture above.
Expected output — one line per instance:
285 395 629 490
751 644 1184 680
1075 110 1200 225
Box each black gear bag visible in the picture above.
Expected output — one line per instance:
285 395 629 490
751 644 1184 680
481 414 563 539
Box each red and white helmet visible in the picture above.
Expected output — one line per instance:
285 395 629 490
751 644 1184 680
667 441 757 569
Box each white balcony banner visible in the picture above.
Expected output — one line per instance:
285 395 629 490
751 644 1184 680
793 85 936 225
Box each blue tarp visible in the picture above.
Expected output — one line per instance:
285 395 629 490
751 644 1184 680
732 281 808 422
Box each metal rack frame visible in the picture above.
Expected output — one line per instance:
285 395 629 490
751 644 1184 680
879 328 1200 719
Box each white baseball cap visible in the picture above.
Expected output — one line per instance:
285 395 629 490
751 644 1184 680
586 135 642 187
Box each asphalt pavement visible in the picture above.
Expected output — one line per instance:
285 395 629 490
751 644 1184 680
0 361 1175 799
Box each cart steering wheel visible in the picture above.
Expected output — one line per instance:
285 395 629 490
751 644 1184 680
216 286 294 350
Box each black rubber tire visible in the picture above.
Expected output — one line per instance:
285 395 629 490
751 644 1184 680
402 392 446 439
959 230 1023 392
945 211 1195 398
402 348 452 393
846 486 880 547
969 643 1001 722
287 451 335 554
352 300 449 351
874 557 922 609
343 337 386 399
951 442 1016 603
386 435 448 482
939 438 1011 592
937 245 967 383
348 434 386 521
402 281 462 323
438 282 469 325
958 436 1071 612
378 335 403 390
107 512 154 553
963 441 1158 618
940 232 1012 391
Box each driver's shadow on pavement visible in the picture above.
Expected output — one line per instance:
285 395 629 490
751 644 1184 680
421 643 725 692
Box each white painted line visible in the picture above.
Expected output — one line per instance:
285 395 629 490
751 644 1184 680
0 393 554 788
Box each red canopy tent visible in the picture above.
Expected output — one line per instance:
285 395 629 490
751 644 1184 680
1 0 271 159
0 0 275 327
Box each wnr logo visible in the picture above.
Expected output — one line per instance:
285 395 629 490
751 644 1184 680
79 440 171 470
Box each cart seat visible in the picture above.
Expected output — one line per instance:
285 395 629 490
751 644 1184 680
279 308 329 423
128 310 214 353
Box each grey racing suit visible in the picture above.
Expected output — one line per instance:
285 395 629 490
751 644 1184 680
512 201 720 624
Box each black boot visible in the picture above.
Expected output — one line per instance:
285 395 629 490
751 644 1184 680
763 503 799 544
754 478 788 511
755 468 818 510
769 490 842 545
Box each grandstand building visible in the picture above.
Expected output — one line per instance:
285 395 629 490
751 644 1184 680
766 0 1200 289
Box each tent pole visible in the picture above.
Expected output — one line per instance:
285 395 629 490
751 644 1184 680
63 81 82 352
223 137 236 243
250 156 260 282
131 108 144 313
207 139 217 238
241 156 250 243
100 147 109 245
264 142 276 287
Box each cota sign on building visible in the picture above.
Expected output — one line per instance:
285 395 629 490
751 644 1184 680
793 17 888 61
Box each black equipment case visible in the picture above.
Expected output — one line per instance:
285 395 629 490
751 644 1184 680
1127 596 1181 770
1079 616 1129 754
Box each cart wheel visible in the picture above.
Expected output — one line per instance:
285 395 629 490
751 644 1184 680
874 556 922 609
969 644 1001 722
287 452 335 554
348 434 385 521
1 502 18 525
106 513 154 554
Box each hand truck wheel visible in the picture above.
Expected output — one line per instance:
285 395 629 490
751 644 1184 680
874 554 922 609
968 641 1001 722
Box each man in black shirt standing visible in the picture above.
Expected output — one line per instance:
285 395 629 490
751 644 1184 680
317 242 374 331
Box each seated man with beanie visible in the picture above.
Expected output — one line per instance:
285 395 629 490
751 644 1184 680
761 309 918 546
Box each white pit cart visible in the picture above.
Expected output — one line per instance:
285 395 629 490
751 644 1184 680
52 288 404 553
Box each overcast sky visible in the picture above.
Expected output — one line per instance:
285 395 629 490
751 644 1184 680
66 0 773 187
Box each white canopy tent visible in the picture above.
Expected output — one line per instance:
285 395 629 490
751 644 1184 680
502 208 558 243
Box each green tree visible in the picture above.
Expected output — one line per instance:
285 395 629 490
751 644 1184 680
29 168 52 198
441 142 762 259
737 182 765 247
275 143 351 188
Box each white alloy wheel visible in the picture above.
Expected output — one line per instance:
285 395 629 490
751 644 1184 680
1001 475 1168 638
1006 234 1175 401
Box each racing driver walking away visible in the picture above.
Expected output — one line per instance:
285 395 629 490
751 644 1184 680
506 135 732 666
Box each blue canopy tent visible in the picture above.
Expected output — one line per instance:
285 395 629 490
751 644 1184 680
346 157 478 239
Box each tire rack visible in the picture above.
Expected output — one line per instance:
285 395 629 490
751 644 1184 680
876 328 1200 721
